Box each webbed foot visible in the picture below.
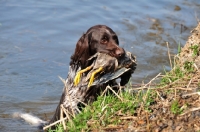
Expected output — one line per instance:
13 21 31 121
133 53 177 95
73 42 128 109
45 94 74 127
88 66 103 88
74 66 92 86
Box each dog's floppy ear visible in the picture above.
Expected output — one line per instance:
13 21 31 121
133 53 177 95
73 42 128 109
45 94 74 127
70 33 91 69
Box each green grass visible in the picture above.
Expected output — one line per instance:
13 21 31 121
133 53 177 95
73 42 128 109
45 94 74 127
184 61 194 73
48 86 159 132
178 42 181 54
170 100 183 115
49 68 197 132
189 44 199 56
49 61 195 131
65 91 138 131
160 66 184 86
48 124 64 132
48 44 198 131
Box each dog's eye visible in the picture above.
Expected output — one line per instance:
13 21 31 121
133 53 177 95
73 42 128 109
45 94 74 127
113 35 119 44
101 36 108 44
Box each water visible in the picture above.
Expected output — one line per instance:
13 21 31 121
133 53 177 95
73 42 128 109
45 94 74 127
0 0 200 131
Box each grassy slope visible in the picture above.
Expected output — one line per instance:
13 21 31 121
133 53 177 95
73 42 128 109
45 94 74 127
48 23 200 132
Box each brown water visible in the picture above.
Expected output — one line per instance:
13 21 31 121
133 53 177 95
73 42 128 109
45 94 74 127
0 0 200 131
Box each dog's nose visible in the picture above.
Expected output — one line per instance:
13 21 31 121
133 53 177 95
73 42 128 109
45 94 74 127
116 48 125 58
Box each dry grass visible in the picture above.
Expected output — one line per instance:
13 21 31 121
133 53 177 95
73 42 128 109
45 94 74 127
47 23 200 132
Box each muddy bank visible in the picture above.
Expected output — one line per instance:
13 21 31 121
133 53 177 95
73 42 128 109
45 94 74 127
94 23 200 132
177 22 200 70
125 23 200 132
47 23 200 132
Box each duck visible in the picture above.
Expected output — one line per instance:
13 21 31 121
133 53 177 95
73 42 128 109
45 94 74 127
74 51 136 88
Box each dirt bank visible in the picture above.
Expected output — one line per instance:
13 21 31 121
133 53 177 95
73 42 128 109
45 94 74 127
124 22 200 132
100 23 200 132
48 23 200 132
177 22 200 70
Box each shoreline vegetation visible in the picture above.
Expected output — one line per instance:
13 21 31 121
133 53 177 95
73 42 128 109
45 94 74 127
47 23 200 132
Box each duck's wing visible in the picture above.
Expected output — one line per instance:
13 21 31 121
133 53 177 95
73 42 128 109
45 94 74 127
91 67 132 86
90 51 137 87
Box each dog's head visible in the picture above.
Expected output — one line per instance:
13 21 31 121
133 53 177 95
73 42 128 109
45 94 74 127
70 25 125 68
